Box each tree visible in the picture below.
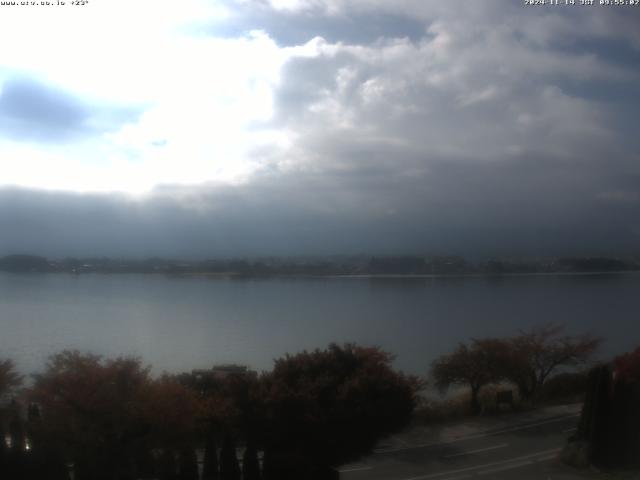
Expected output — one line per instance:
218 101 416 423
262 343 420 472
27 351 155 480
431 339 509 414
176 365 262 435
0 254 49 272
9 408 26 453
201 434 219 480
144 375 199 450
219 434 241 480
176 364 264 472
506 324 601 401
0 358 23 397
614 346 640 383
177 447 199 480
0 425 6 474
27 351 202 480
0 359 23 477
242 440 261 480
158 450 177 480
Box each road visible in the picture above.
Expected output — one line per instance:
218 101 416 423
340 413 581 480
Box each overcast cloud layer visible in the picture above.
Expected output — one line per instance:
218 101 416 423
0 0 639 258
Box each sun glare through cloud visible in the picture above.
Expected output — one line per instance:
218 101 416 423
0 0 292 193
2 4 640 480
0 0 638 256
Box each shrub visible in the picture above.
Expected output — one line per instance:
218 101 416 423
537 372 588 404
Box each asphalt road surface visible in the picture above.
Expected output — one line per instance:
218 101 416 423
340 413 581 480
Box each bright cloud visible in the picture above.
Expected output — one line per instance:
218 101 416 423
0 0 639 256
0 0 291 192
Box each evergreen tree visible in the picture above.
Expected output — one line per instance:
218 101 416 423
135 447 157 480
201 435 219 480
9 412 26 453
178 447 199 480
242 440 261 480
219 434 240 480
158 449 177 480
0 426 7 476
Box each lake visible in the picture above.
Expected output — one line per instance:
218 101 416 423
1 272 639 377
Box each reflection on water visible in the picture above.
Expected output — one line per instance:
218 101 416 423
0 272 638 375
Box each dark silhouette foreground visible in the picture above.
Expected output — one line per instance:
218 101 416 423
562 346 640 469
0 344 419 480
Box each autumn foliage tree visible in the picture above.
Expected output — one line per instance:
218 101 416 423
431 339 510 414
0 358 22 398
176 365 263 441
0 358 23 459
261 343 420 476
432 325 601 412
27 351 153 480
0 359 26 480
27 351 199 480
614 346 640 383
506 324 601 401
144 375 200 450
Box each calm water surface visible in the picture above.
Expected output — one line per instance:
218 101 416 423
0 272 638 376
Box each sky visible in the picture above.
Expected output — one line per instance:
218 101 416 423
0 0 639 258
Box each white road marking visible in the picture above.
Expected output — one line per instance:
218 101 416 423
478 452 559 475
477 459 532 475
375 414 579 454
534 453 560 462
442 443 509 459
338 465 372 473
400 448 562 480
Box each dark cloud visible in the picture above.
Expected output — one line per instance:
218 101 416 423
212 2 427 46
1 147 639 259
246 1 640 260
1 2 639 258
0 76 141 142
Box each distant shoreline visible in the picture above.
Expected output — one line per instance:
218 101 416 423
1 269 638 280
1 253 638 278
